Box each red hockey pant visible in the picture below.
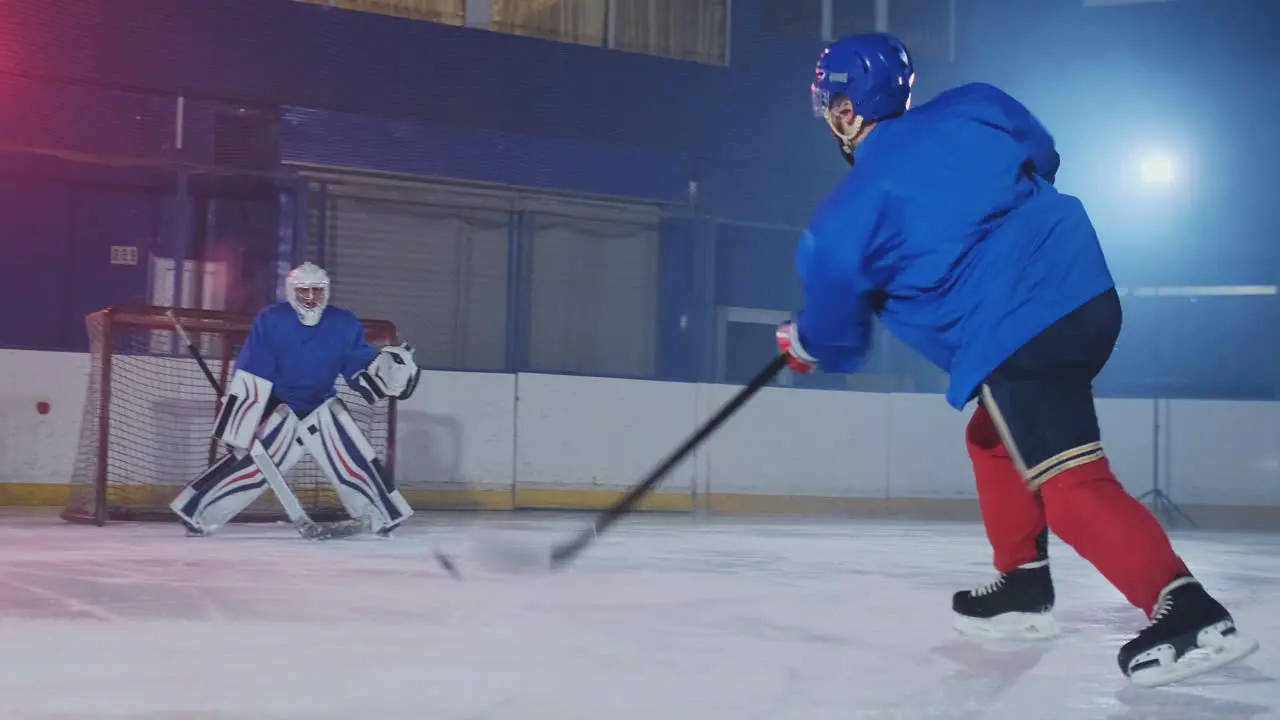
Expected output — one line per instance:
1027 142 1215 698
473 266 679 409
968 401 1186 617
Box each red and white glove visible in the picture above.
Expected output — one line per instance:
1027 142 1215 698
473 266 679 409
775 322 817 374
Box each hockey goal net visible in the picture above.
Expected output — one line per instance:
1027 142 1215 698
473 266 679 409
63 305 398 526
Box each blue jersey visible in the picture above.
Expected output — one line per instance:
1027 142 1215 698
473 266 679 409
795 82 1116 409
235 302 377 417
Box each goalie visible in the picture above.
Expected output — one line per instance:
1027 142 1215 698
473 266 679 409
170 262 421 537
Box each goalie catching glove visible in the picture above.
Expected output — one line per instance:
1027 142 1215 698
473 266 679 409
353 342 421 403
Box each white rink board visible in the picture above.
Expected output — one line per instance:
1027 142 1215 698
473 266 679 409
1096 398 1159 498
0 350 90 484
513 373 700 493
396 370 516 492
5 348 1280 510
885 393 971 499
1167 399 1280 506
698 384 890 497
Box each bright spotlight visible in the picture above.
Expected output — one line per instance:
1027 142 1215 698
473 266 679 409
1140 154 1176 185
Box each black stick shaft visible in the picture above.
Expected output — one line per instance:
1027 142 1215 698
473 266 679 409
166 310 222 393
549 354 788 568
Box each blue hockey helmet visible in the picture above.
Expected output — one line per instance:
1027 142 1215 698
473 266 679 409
811 33 915 124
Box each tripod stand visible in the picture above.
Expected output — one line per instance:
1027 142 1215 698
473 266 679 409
1137 398 1195 527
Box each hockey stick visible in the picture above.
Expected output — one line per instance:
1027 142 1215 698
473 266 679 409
547 354 788 568
466 354 788 574
165 309 369 541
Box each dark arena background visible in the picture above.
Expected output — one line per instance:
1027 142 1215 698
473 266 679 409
0 1 1277 717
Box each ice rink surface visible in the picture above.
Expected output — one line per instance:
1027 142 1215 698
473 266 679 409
0 510 1275 720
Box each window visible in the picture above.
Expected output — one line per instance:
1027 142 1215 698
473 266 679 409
763 0 952 66
760 0 822 39
821 0 953 64
889 0 954 64
297 0 730 66
491 0 729 64
294 0 466 24
491 0 608 47
832 0 877 38
614 0 729 65
762 0 878 43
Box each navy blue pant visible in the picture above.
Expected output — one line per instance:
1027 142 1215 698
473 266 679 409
978 288 1121 488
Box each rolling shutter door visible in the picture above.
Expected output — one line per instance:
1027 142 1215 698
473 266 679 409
304 173 664 378
526 211 659 378
311 180 511 370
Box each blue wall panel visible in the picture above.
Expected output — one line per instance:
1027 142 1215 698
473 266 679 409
0 0 843 220
0 181 155 350
713 222 802 311
281 108 691 204
66 186 157 341
0 0 712 152
656 216 698 381
0 74 176 163
1 0 1274 398
0 182 73 348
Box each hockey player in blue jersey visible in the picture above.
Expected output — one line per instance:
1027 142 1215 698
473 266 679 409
171 262 420 537
776 33 1257 687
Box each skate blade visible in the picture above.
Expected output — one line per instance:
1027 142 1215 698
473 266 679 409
953 611 1061 641
1129 630 1260 688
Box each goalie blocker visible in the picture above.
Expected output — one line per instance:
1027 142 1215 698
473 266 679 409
172 344 420 536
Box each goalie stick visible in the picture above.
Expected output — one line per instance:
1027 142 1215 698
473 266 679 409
452 354 788 575
165 309 369 541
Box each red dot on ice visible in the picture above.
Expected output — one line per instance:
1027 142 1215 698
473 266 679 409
36 401 50 415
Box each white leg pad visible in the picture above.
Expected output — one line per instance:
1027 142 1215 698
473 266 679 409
296 399 413 534
214 370 274 450
171 405 302 534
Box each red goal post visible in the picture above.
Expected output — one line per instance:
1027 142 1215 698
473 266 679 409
62 305 399 526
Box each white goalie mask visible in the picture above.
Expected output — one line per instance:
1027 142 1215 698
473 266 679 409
286 262 330 327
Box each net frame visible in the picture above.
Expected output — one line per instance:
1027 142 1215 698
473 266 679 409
62 304 399 526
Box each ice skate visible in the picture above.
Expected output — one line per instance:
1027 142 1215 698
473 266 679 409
1119 576 1259 687
953 559 1059 640
178 516 208 537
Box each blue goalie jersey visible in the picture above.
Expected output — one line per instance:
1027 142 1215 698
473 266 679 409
234 302 377 417
795 82 1117 409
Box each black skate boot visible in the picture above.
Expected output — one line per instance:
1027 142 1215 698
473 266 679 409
1118 575 1259 687
953 530 1058 639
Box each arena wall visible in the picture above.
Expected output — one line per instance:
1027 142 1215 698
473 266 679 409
2 349 1277 528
